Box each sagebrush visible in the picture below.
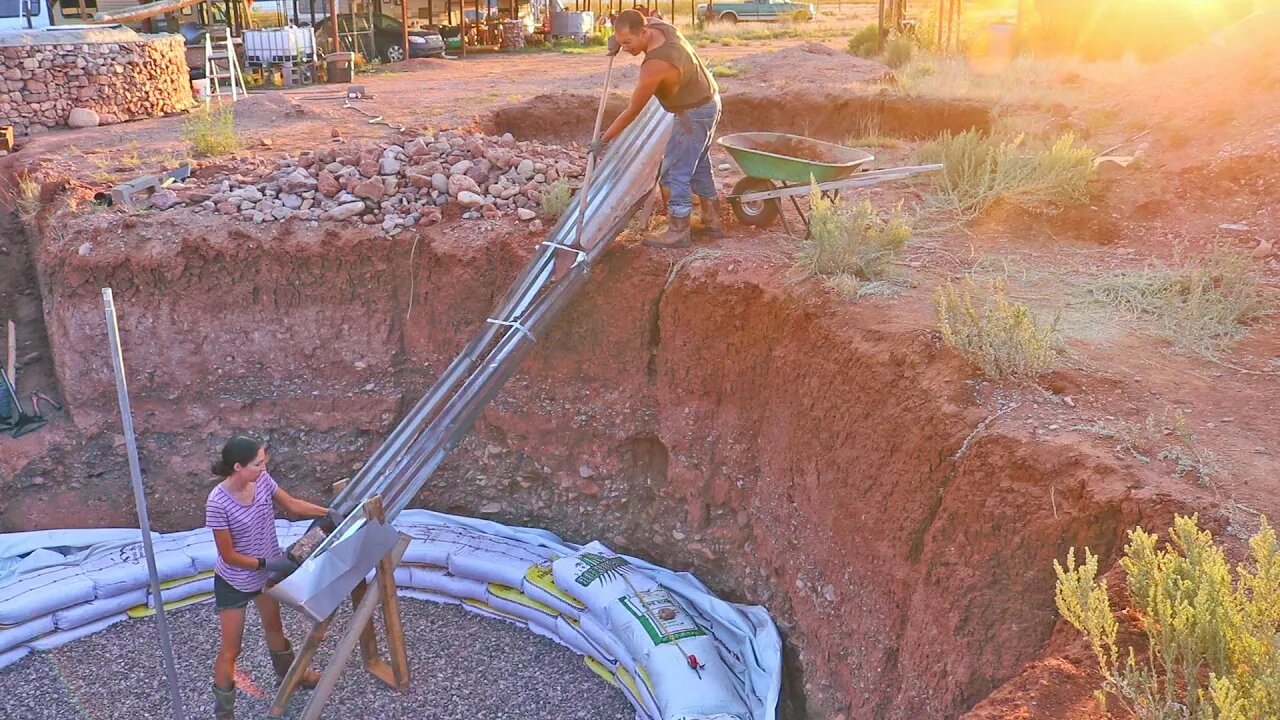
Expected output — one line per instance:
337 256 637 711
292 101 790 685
1084 248 1275 357
847 24 879 57
1055 515 1280 720
183 104 239 157
540 179 573 219
884 35 914 68
935 278 1058 378
794 190 910 298
920 130 1093 220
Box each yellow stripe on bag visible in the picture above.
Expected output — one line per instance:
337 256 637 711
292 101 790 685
583 656 619 687
615 665 645 706
524 563 585 610
127 592 214 618
158 570 215 590
462 598 525 624
488 583 558 617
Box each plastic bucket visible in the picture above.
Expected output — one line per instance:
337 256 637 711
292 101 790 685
326 51 354 83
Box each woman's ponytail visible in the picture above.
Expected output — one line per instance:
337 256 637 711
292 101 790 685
212 436 263 477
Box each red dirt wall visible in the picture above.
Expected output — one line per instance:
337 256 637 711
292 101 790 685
22 209 1195 718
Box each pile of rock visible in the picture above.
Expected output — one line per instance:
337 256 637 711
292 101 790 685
0 32 193 137
184 130 586 234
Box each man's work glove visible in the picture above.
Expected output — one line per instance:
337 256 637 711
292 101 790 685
263 554 298 574
587 139 608 158
325 508 343 527
607 35 621 56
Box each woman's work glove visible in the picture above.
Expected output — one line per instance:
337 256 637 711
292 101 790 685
263 555 298 574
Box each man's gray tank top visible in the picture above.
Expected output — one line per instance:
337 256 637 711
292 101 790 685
643 21 718 113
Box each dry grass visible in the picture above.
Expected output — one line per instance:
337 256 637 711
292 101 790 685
1083 248 1276 358
14 175 41 220
843 115 902 149
793 191 911 298
182 103 239 158
935 278 1059 379
919 130 1094 222
540 179 573 219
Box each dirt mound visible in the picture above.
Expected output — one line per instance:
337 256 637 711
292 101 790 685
727 42 893 87
490 91 630 145
493 89 991 145
1113 5 1280 167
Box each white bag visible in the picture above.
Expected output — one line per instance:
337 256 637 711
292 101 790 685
148 572 215 608
53 588 148 630
0 565 95 626
0 645 30 671
550 542 659 612
0 614 55 653
29 612 129 651
79 536 197 599
521 562 585 619
401 565 488 602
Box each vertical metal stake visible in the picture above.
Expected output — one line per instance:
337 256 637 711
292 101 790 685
102 288 188 720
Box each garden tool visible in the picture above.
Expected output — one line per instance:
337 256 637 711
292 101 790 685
1 369 50 438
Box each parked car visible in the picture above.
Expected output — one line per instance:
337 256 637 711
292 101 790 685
696 0 815 24
313 13 446 62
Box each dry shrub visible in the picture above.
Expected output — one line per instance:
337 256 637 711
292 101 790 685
14 175 41 220
1056 515 1280 720
794 190 910 298
540 179 573 219
920 129 1093 221
935 278 1058 378
1084 248 1275 358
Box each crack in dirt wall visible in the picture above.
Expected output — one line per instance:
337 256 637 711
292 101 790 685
16 210 1192 719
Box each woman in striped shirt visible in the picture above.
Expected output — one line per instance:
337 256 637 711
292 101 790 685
206 436 341 720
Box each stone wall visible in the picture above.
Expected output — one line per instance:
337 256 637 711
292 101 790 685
0 32 193 137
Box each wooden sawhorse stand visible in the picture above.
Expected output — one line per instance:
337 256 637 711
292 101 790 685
270 497 411 720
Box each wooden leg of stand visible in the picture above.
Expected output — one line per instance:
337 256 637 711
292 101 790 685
300 579 385 720
377 550 410 690
268 614 333 717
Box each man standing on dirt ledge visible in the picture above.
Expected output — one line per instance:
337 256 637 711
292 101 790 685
594 9 724 249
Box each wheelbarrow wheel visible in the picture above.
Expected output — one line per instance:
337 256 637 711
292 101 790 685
729 177 780 228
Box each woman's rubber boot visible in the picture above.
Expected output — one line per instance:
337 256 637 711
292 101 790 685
213 683 236 720
694 196 725 239
271 643 321 689
642 214 692 249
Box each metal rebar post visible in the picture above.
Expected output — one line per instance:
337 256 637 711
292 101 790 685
102 288 187 720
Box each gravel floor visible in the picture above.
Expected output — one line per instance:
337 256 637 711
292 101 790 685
0 597 635 720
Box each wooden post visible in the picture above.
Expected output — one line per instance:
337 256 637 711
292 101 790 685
401 0 410 61
876 0 884 53
331 0 341 51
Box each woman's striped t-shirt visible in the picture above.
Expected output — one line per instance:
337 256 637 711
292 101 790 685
205 471 283 593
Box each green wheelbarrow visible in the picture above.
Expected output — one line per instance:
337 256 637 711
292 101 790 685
718 132 943 233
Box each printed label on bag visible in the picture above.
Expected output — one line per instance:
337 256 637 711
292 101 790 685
618 588 706 645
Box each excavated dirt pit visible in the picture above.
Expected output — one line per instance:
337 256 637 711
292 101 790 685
491 90 993 145
0 185 1194 719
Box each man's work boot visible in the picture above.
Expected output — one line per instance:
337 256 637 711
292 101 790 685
694 196 725 239
213 683 236 720
643 214 692 249
271 643 321 689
